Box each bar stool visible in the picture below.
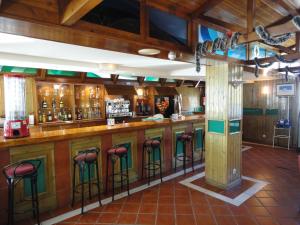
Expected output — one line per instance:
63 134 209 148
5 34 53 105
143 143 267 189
174 132 194 174
201 130 205 162
71 147 101 214
105 145 130 201
141 138 163 185
3 160 41 225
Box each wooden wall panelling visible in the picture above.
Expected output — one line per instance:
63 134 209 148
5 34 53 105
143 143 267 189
176 86 201 113
0 148 10 225
9 143 56 220
111 132 138 185
144 128 165 173
70 136 102 198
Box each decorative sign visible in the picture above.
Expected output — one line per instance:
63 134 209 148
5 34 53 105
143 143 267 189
208 120 225 134
276 83 295 96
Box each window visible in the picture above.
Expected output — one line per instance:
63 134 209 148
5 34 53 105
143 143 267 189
149 8 188 46
198 25 225 56
82 0 140 34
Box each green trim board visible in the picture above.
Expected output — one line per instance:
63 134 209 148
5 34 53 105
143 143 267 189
47 70 79 77
87 72 100 78
120 143 133 170
1 66 37 75
229 120 241 134
24 158 46 197
243 108 263 115
265 109 279 116
208 120 225 134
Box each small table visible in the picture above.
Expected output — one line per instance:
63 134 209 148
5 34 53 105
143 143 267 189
272 126 291 150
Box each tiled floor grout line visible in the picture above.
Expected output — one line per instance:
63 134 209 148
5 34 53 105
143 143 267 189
188 186 198 225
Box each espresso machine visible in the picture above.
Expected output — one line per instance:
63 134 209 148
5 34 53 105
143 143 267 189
3 74 30 138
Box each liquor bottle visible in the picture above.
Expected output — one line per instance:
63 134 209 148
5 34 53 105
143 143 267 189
47 111 53 122
64 110 68 121
68 110 72 120
42 112 47 123
59 98 64 108
42 97 48 108
38 110 43 123
52 98 56 109
53 111 58 121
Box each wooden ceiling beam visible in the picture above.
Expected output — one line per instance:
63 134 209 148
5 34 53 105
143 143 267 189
61 0 103 25
247 0 256 33
258 40 296 54
245 52 300 65
196 16 246 33
238 18 299 44
190 0 225 19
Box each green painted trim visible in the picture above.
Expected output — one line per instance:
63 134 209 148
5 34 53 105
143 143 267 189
208 120 225 134
120 143 132 170
265 108 279 116
145 76 159 82
86 72 101 78
229 120 241 133
1 66 37 75
47 69 78 77
243 108 263 115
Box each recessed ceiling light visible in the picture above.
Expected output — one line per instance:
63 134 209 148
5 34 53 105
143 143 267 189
138 48 161 56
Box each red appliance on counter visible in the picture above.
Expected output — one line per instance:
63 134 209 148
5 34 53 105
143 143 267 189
3 74 30 138
4 119 30 138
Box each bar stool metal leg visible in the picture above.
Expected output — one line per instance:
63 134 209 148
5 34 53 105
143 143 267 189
125 153 130 196
152 148 155 180
7 179 14 225
120 156 123 190
34 175 40 225
95 160 102 206
72 162 76 207
105 153 109 193
79 163 85 214
147 149 151 185
174 139 178 171
141 145 145 179
191 139 194 172
158 147 163 182
31 176 36 219
88 163 92 200
183 141 186 174
112 158 115 201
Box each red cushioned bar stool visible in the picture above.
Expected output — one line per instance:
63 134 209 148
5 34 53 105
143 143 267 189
174 132 194 174
3 160 41 225
71 147 101 214
141 138 163 185
105 145 130 201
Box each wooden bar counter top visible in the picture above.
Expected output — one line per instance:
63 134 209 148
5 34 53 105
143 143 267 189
0 115 205 149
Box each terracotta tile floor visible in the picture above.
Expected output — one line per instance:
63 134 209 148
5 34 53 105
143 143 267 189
44 145 300 224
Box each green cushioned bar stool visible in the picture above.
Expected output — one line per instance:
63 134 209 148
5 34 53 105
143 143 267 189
105 145 130 201
141 138 163 185
3 160 41 225
174 132 194 174
71 147 102 214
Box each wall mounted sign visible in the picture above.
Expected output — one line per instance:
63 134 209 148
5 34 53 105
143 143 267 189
276 83 295 96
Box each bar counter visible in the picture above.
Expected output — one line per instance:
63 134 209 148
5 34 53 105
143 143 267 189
0 115 205 224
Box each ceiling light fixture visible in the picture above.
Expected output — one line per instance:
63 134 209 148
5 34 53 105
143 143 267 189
138 48 161 56
168 51 176 60
98 63 119 72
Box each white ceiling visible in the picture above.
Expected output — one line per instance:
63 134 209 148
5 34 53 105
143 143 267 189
0 33 206 80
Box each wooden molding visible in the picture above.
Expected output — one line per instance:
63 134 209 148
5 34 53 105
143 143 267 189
111 74 119 84
191 0 225 19
159 78 167 87
61 0 103 25
245 52 300 65
175 80 184 87
137 76 145 86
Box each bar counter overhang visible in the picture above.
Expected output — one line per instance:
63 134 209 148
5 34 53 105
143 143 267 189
0 115 205 224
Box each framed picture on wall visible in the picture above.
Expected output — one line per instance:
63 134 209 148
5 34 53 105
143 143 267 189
276 83 295 96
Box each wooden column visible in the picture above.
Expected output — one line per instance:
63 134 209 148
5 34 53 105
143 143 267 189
205 60 243 189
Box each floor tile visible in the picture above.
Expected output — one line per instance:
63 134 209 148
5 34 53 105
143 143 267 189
116 213 137 224
136 213 156 225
